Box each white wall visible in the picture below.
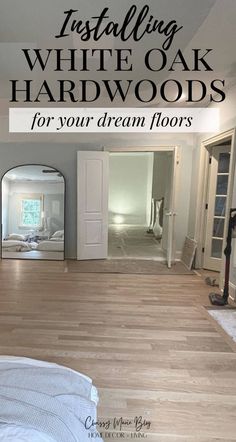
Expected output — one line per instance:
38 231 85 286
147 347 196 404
152 152 172 250
109 153 153 225
146 153 154 225
1 178 9 239
152 152 171 200
0 133 194 258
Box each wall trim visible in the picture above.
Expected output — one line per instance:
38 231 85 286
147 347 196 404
103 145 178 152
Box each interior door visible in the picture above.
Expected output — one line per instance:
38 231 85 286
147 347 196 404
204 145 231 271
162 148 178 268
77 151 109 260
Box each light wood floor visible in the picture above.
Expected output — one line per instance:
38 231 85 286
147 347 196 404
108 224 164 259
0 259 236 441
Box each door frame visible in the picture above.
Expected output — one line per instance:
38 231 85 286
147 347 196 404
203 145 231 271
195 129 236 285
103 145 180 265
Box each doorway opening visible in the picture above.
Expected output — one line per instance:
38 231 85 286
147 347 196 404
1 164 65 261
108 150 176 263
77 147 179 268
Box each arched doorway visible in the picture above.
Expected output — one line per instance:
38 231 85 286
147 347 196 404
1 165 65 261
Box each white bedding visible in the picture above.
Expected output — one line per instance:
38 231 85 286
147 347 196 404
0 356 101 442
37 240 64 252
6 234 26 241
1 240 31 252
0 423 55 442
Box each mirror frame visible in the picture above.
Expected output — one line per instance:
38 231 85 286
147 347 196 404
1 163 66 261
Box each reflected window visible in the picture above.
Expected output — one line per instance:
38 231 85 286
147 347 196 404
21 196 42 228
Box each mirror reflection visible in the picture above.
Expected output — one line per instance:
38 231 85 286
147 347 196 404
1 165 65 260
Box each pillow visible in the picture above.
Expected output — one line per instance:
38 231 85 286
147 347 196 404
51 230 64 239
2 240 31 251
7 233 25 241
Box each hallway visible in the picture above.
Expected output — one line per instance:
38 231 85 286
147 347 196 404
108 224 165 259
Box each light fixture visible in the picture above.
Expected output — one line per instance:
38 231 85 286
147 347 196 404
113 214 124 224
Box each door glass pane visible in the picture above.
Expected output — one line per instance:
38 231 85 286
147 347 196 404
216 175 228 195
218 152 230 173
214 196 226 216
213 218 224 238
211 238 223 258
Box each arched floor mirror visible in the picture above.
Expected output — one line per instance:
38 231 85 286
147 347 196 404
1 165 65 261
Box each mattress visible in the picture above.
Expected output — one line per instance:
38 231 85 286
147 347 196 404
0 356 101 442
1 240 31 252
37 240 64 252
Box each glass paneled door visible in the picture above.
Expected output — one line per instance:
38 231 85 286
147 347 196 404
203 145 231 271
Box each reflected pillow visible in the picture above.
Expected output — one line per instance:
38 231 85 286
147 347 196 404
7 233 25 241
2 240 31 251
51 230 64 239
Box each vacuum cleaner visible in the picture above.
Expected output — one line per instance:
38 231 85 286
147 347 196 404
209 208 236 306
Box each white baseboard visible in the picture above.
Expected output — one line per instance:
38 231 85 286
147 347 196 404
229 282 236 302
